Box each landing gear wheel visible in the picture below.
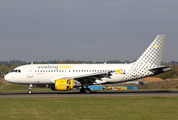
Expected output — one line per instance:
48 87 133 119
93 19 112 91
85 88 91 93
28 90 32 94
80 88 85 93
80 88 91 93
28 84 33 94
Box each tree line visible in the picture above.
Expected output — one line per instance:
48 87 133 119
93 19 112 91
0 60 126 66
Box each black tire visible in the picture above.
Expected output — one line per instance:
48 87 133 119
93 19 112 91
85 88 91 93
80 88 85 93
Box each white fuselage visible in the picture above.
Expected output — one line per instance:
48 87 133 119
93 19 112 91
5 63 133 84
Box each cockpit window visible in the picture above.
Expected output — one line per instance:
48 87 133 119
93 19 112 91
12 69 21 73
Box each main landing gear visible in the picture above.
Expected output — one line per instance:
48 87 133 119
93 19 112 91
80 88 91 93
28 84 33 94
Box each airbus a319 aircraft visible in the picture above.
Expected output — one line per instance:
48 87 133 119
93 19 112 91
4 35 171 94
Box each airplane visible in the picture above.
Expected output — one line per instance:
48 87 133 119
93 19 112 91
4 35 171 94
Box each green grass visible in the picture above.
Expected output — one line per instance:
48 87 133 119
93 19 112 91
0 96 178 120
0 83 54 92
0 83 28 92
1 83 178 93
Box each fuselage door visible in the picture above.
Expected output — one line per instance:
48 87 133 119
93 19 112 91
27 67 33 77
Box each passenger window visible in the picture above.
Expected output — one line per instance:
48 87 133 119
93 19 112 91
69 70 70 72
62 70 64 72
18 70 21 73
84 70 86 72
73 70 75 72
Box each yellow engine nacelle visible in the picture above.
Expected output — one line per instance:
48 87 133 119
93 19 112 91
51 79 74 91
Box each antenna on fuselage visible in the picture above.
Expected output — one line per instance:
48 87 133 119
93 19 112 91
31 62 33 65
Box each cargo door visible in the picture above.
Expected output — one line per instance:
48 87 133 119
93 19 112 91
27 66 33 77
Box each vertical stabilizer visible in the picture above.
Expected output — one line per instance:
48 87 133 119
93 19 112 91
135 35 167 67
122 35 168 82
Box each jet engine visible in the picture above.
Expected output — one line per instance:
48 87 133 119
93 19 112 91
51 79 77 91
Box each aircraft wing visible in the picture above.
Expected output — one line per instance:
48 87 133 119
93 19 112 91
74 71 112 79
62 71 114 84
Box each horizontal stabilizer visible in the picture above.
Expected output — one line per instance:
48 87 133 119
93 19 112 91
148 66 171 75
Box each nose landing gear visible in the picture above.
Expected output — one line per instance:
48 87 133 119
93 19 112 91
28 84 33 94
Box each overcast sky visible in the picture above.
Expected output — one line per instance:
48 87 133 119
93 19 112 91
0 0 178 62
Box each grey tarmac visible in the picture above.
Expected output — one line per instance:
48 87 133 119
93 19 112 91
0 90 178 98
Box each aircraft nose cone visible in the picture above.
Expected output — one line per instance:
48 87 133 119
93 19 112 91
4 74 18 83
4 74 9 81
4 74 12 82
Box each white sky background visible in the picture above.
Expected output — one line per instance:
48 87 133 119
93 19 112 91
0 0 177 62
